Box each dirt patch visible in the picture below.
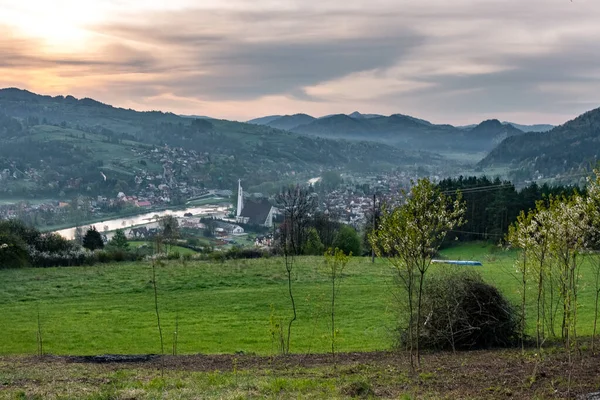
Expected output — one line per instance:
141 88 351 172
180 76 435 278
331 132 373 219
4 349 600 398
66 354 160 364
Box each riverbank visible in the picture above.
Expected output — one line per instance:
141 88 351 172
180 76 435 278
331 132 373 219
35 198 231 234
50 203 231 239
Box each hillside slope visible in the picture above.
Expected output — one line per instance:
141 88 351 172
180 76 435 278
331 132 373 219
0 88 435 196
480 107 600 179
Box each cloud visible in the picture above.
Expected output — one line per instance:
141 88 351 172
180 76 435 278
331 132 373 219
1 0 600 124
92 10 424 101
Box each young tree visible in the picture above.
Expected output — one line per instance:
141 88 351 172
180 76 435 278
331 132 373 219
508 209 537 351
159 215 179 254
547 195 589 349
276 185 316 354
582 169 600 352
109 229 129 250
370 178 465 368
82 227 104 251
303 227 324 255
324 247 351 364
73 226 84 245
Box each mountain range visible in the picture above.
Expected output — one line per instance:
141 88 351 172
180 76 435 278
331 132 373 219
1 87 598 196
247 109 600 182
250 111 529 153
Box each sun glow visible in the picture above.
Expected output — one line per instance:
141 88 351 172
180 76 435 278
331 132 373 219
0 1 106 50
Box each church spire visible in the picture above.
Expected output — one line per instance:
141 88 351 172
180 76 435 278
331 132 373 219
236 179 243 217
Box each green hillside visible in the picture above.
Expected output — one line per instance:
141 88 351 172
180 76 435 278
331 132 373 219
0 88 443 196
480 107 600 182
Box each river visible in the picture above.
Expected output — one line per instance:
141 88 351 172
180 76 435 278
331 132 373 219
55 205 230 240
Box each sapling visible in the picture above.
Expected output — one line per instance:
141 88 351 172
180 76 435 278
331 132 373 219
324 247 351 365
370 179 465 368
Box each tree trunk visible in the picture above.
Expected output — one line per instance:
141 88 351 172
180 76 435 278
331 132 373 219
331 271 336 364
416 269 425 367
285 253 296 355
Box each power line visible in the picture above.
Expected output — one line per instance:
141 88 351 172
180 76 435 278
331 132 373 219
448 229 505 238
439 184 514 195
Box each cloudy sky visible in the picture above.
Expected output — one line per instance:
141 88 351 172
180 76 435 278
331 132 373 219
1 0 599 125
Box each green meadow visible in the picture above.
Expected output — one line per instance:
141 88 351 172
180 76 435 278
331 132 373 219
1 243 599 356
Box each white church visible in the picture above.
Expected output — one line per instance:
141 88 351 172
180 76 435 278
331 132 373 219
235 180 275 227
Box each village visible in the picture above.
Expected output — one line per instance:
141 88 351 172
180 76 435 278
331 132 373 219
0 162 430 250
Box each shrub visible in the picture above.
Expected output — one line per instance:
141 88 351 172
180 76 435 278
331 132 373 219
303 227 324 255
35 233 74 253
403 269 518 350
0 233 30 269
108 229 129 250
0 219 40 247
28 247 97 268
333 225 360 256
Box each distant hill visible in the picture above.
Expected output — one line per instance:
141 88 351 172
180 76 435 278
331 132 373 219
247 115 283 125
348 111 384 120
480 108 600 180
262 113 316 131
289 114 525 153
468 119 524 146
502 122 554 133
0 88 435 196
180 114 215 120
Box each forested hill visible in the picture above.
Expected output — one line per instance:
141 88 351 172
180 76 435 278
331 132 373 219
479 106 600 180
250 111 526 153
0 88 437 197
253 114 316 131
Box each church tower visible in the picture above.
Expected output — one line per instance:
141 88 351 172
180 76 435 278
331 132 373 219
236 179 243 217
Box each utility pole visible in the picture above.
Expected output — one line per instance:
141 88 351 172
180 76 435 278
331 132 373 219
371 193 376 263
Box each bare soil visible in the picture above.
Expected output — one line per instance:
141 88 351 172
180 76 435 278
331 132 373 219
5 348 597 399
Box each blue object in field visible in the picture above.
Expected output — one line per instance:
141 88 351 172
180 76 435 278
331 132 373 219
431 260 483 266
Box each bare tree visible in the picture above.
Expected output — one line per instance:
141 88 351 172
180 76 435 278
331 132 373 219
159 215 179 254
324 247 351 365
275 185 316 354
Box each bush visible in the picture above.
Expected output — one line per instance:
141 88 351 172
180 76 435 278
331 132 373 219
0 219 40 247
35 233 74 253
28 247 97 268
303 227 324 255
333 225 361 256
404 269 518 350
0 233 30 269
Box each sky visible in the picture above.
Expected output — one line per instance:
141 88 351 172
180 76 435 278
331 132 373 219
1 0 599 125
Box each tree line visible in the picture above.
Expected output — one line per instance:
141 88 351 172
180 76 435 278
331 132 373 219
430 176 578 243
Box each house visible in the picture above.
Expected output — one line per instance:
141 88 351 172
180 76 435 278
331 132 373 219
214 221 245 235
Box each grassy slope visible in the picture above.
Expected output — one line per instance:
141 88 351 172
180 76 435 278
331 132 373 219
1 243 599 356
128 241 198 255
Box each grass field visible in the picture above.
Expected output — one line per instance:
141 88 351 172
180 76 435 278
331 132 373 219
1 243 599 356
128 241 198 255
